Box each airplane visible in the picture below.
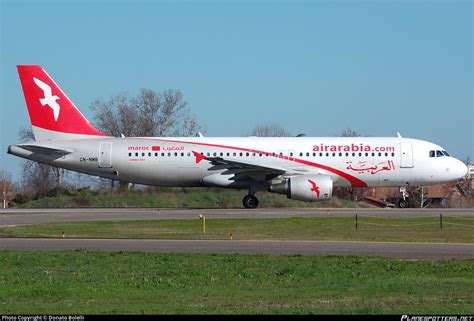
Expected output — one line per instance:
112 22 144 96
8 65 469 208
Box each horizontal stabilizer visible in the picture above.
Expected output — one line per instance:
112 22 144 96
17 144 71 155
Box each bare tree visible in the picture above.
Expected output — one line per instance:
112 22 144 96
1 170 13 208
90 89 202 137
338 128 362 137
249 123 291 137
18 127 66 196
90 88 203 190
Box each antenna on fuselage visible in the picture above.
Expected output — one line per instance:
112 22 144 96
397 132 403 138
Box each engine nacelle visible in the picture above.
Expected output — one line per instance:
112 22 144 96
269 175 333 202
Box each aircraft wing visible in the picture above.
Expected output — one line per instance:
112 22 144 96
205 156 287 174
193 151 303 183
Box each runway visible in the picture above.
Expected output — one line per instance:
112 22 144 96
1 207 473 226
1 237 472 259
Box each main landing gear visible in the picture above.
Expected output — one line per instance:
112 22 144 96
397 186 410 208
242 184 261 209
243 195 259 209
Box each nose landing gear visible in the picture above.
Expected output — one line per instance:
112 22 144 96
397 186 410 208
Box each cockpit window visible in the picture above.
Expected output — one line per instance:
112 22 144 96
430 150 451 157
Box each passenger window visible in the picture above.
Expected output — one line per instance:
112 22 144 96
135 153 138 157
148 152 151 157
299 152 303 157
142 153 145 157
155 153 158 157
128 153 132 157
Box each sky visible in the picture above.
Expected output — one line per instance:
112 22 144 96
1 0 472 181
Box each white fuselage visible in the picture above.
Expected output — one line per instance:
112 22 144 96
9 136 468 189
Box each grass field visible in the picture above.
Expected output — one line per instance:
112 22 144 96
0 251 472 314
13 187 363 209
1 216 473 243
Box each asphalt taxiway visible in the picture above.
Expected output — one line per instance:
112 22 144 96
1 237 472 259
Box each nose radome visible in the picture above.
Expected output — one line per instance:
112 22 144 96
455 160 468 179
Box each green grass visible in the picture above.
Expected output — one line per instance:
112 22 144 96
13 187 365 208
0 251 472 314
1 216 473 243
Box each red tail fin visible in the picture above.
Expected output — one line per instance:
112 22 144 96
17 65 108 140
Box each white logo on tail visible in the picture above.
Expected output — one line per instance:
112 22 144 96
33 77 60 121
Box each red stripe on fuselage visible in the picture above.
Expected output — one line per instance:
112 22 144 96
142 138 368 187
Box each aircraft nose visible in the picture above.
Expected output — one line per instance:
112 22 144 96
454 160 468 180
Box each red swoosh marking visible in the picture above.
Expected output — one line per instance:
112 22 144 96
143 138 368 187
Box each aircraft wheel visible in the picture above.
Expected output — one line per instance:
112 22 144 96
397 199 410 208
243 195 259 209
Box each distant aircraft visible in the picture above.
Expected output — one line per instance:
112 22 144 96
8 65 468 208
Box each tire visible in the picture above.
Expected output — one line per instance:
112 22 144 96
243 195 259 209
398 199 410 208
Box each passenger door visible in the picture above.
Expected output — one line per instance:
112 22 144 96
99 142 113 168
400 143 413 168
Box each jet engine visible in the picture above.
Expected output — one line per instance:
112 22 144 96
269 175 333 202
